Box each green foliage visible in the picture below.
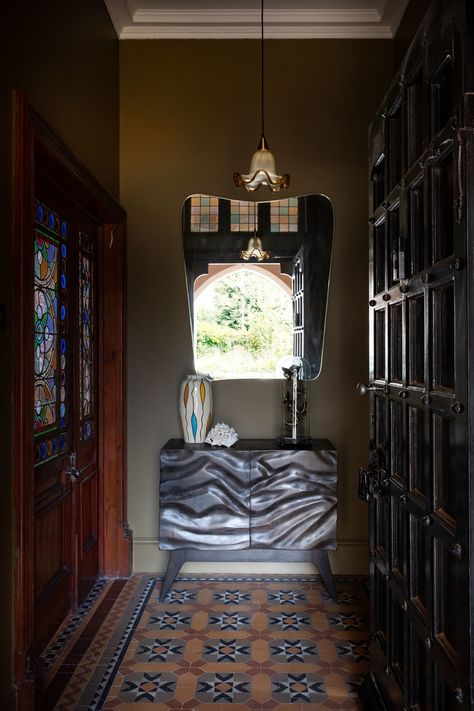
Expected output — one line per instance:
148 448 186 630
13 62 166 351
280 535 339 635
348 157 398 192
195 269 292 378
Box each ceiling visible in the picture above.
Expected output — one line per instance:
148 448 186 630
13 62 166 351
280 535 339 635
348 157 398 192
104 0 410 39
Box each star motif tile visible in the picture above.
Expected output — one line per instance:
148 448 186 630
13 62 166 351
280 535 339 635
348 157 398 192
270 639 318 663
161 588 197 605
272 672 327 703
146 611 192 630
134 638 184 662
267 589 307 605
329 611 369 630
119 671 176 703
268 611 311 630
208 611 251 630
213 589 251 605
336 639 370 662
196 672 251 703
203 638 251 663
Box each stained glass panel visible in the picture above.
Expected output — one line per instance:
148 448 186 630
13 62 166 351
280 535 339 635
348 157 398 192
230 200 258 232
34 200 68 466
79 232 94 440
270 197 299 232
190 194 219 232
34 237 58 430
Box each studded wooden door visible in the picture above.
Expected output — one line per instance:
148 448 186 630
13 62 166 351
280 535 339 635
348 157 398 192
361 1 474 708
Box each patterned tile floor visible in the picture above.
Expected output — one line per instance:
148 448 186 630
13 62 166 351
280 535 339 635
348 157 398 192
41 575 369 710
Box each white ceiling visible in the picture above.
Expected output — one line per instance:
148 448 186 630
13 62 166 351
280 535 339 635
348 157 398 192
104 0 410 39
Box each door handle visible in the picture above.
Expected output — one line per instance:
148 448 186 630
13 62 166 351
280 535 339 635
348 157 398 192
356 382 386 395
358 446 387 501
66 453 82 483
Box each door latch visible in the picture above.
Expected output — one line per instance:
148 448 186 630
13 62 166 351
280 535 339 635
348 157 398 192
66 452 81 483
358 446 387 501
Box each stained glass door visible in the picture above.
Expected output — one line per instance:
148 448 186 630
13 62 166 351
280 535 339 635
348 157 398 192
33 195 99 650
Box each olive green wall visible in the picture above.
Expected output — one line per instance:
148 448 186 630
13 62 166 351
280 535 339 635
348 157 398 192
120 39 394 576
0 2 119 708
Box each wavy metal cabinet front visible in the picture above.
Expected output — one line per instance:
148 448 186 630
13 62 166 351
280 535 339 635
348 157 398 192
250 448 337 549
159 446 250 550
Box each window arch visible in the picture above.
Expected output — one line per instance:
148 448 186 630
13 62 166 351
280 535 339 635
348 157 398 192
194 266 293 379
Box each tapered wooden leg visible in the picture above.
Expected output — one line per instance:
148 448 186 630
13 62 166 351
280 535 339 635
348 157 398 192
311 550 337 600
159 550 187 602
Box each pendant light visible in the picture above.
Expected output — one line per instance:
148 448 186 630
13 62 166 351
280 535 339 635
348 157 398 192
240 231 271 261
233 0 290 192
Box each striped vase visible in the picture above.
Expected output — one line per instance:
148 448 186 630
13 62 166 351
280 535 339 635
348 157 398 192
179 374 213 444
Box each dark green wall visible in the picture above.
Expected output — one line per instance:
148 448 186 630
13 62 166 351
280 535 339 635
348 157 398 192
0 2 119 708
120 39 394 575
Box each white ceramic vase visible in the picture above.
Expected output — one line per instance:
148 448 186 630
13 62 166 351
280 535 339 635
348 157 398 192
179 374 213 443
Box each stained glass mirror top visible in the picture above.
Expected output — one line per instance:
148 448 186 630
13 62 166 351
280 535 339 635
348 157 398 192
34 200 68 465
190 194 219 232
270 197 299 232
230 199 258 232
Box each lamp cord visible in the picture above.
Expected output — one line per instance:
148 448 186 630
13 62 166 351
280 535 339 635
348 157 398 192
261 0 265 139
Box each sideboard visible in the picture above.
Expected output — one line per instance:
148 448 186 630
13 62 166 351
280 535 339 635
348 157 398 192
159 438 337 600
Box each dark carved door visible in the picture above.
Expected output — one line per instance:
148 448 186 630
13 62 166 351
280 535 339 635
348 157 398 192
361 1 473 708
33 187 99 651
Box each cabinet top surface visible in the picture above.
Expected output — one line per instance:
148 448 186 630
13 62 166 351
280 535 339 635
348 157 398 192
162 438 336 452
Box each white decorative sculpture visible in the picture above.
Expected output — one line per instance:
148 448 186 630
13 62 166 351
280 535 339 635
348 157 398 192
205 422 239 447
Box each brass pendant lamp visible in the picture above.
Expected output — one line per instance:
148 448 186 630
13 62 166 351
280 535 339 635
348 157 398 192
233 0 290 192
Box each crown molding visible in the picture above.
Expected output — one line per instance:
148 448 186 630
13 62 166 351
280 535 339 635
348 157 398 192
104 0 405 40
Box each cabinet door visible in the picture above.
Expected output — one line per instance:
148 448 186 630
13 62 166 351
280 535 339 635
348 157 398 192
159 448 250 549
250 449 337 549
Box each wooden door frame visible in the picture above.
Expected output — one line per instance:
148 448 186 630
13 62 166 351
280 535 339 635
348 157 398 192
12 92 131 708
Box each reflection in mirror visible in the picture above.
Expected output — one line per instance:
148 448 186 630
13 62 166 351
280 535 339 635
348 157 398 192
182 194 333 380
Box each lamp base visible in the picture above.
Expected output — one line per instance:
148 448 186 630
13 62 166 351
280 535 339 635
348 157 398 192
277 435 312 448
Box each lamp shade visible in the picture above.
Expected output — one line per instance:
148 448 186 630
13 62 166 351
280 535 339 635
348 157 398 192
234 136 290 193
240 235 271 261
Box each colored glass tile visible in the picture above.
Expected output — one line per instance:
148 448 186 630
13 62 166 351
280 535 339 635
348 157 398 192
34 235 58 430
270 197 299 232
79 233 94 438
230 200 258 232
34 201 68 463
35 200 64 237
190 194 219 232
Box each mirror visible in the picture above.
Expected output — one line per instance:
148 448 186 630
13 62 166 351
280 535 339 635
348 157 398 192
182 193 333 380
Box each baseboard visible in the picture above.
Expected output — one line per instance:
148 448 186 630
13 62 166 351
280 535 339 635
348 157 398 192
132 537 369 575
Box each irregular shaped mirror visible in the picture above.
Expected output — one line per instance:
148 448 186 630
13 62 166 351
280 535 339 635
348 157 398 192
182 194 333 380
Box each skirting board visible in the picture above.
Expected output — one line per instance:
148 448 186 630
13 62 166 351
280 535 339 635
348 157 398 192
132 538 369 575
